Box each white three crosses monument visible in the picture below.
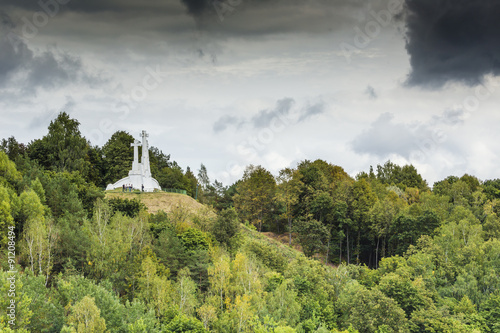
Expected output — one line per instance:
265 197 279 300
106 130 161 192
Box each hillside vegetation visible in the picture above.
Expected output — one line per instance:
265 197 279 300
105 190 210 215
1 112 500 332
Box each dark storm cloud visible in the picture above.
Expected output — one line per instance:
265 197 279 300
180 0 212 16
0 0 182 14
182 0 368 35
1 0 377 41
0 10 14 28
0 31 32 83
404 0 500 88
0 23 104 93
1 0 368 36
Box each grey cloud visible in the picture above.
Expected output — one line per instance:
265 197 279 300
186 0 367 36
26 52 80 89
0 0 184 14
0 20 105 94
213 98 325 133
252 98 294 128
365 85 377 99
213 115 240 133
351 113 416 158
0 10 14 29
0 31 33 83
351 110 465 159
28 98 75 129
180 0 212 17
297 102 325 122
433 108 465 126
3 0 369 37
404 0 500 88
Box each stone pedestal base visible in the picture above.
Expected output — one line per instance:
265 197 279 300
105 174 161 192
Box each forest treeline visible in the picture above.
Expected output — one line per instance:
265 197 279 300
1 112 500 332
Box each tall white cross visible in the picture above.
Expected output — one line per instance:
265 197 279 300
130 140 141 171
141 131 151 177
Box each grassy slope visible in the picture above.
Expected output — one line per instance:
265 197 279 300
242 226 300 260
105 190 208 214
105 190 304 260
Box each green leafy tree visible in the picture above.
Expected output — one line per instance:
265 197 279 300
377 273 433 317
212 208 241 252
370 198 394 266
409 308 471 333
337 282 409 333
483 179 500 200
481 292 500 332
123 300 160 333
197 304 217 330
229 294 254 333
266 279 301 327
243 238 288 273
28 112 90 176
351 178 377 262
310 191 335 263
149 146 171 180
86 200 149 294
86 145 106 187
295 218 328 257
232 252 261 296
175 268 198 316
276 168 303 245
0 185 15 247
43 172 86 220
157 165 191 192
0 270 33 331
102 131 134 186
57 274 128 332
63 296 107 333
208 251 232 311
198 164 210 192
108 197 146 218
136 255 173 318
184 166 198 198
164 314 207 333
22 272 65 332
375 161 427 191
234 165 276 232
1 136 26 163
0 150 22 189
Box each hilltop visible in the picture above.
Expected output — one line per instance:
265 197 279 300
105 190 210 215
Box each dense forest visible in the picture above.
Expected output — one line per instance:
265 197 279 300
1 112 500 332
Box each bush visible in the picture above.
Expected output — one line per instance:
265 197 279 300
108 197 145 218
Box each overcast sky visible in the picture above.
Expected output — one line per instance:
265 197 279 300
1 0 499 186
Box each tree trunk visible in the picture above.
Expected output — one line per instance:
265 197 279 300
325 231 331 265
381 236 386 258
288 217 292 246
356 229 361 264
339 237 342 264
346 228 350 264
